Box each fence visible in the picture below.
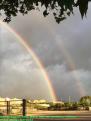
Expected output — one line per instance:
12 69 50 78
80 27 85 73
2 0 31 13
0 99 52 116
0 99 35 116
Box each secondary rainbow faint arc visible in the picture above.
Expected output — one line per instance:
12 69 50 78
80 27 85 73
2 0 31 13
0 20 57 101
46 23 86 97
55 35 86 96
42 21 86 97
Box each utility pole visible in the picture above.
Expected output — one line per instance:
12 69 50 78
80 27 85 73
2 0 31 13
22 99 26 116
6 98 10 115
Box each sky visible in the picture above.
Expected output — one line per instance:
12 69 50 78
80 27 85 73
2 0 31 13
0 3 91 101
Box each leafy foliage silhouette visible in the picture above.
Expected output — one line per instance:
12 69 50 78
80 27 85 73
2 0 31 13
0 0 91 23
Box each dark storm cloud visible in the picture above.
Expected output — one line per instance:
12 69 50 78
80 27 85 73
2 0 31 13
10 7 91 69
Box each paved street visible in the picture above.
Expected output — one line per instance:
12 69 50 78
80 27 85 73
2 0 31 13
34 118 91 121
34 116 91 121
31 111 91 121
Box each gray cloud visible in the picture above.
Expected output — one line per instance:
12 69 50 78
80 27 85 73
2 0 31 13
0 27 52 100
0 4 91 101
47 64 91 101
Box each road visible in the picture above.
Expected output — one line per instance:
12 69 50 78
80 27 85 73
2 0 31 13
33 116 91 121
34 118 91 121
30 111 91 121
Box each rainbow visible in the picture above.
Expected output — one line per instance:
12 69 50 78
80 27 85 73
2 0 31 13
0 20 57 101
41 21 86 97
45 23 86 97
55 35 86 96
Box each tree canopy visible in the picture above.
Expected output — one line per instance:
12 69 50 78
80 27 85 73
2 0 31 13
0 0 91 23
80 96 91 106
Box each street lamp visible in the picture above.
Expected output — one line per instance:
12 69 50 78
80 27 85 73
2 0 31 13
5 98 10 115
